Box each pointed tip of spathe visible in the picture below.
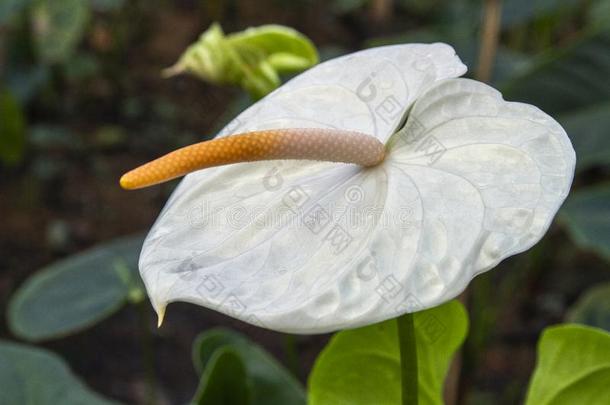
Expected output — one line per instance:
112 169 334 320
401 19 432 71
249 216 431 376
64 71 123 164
156 304 167 328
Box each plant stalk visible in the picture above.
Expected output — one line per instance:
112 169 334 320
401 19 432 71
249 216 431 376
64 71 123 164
476 0 503 83
283 333 301 379
370 0 393 24
397 312 418 405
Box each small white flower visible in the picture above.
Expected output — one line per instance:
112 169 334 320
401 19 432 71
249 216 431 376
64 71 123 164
131 44 575 333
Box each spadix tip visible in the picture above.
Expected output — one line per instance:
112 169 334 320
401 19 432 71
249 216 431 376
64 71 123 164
119 173 134 190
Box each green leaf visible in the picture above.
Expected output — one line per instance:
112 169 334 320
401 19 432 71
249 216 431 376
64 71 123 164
567 282 610 331
0 0 31 25
193 328 305 405
5 64 51 103
559 102 610 172
560 185 610 262
396 0 443 16
164 23 318 99
228 25 318 73
0 88 26 165
0 340 120 405
29 124 83 150
331 0 367 14
308 300 468 405
238 58 281 101
588 0 610 31
193 347 250 405
502 31 610 115
89 0 124 12
525 324 610 405
8 234 144 341
31 0 90 64
500 0 579 29
64 52 101 82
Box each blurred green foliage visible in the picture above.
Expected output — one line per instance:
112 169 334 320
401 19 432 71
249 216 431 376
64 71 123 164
0 340 120 404
502 32 610 116
7 235 144 341
567 282 610 331
193 328 306 405
525 324 610 405
561 186 610 262
31 0 90 64
193 347 250 405
0 87 26 164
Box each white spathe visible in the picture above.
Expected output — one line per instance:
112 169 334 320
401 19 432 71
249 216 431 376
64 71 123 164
139 44 575 333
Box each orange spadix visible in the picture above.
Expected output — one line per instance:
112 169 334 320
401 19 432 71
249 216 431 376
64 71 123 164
120 128 385 190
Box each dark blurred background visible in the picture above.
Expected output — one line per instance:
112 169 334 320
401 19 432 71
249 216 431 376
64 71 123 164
1 1 609 404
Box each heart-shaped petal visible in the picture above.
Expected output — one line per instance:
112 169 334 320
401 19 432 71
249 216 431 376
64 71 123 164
138 45 574 334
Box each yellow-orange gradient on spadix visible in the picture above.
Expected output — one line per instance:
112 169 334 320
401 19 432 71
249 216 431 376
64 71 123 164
120 128 386 190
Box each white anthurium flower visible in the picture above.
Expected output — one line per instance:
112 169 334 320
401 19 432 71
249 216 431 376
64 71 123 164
123 44 575 334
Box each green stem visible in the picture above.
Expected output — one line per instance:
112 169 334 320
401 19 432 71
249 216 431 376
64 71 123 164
282 334 301 379
397 312 418 405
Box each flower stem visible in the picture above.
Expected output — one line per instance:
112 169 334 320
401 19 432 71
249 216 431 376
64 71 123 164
283 333 301 379
397 312 418 405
